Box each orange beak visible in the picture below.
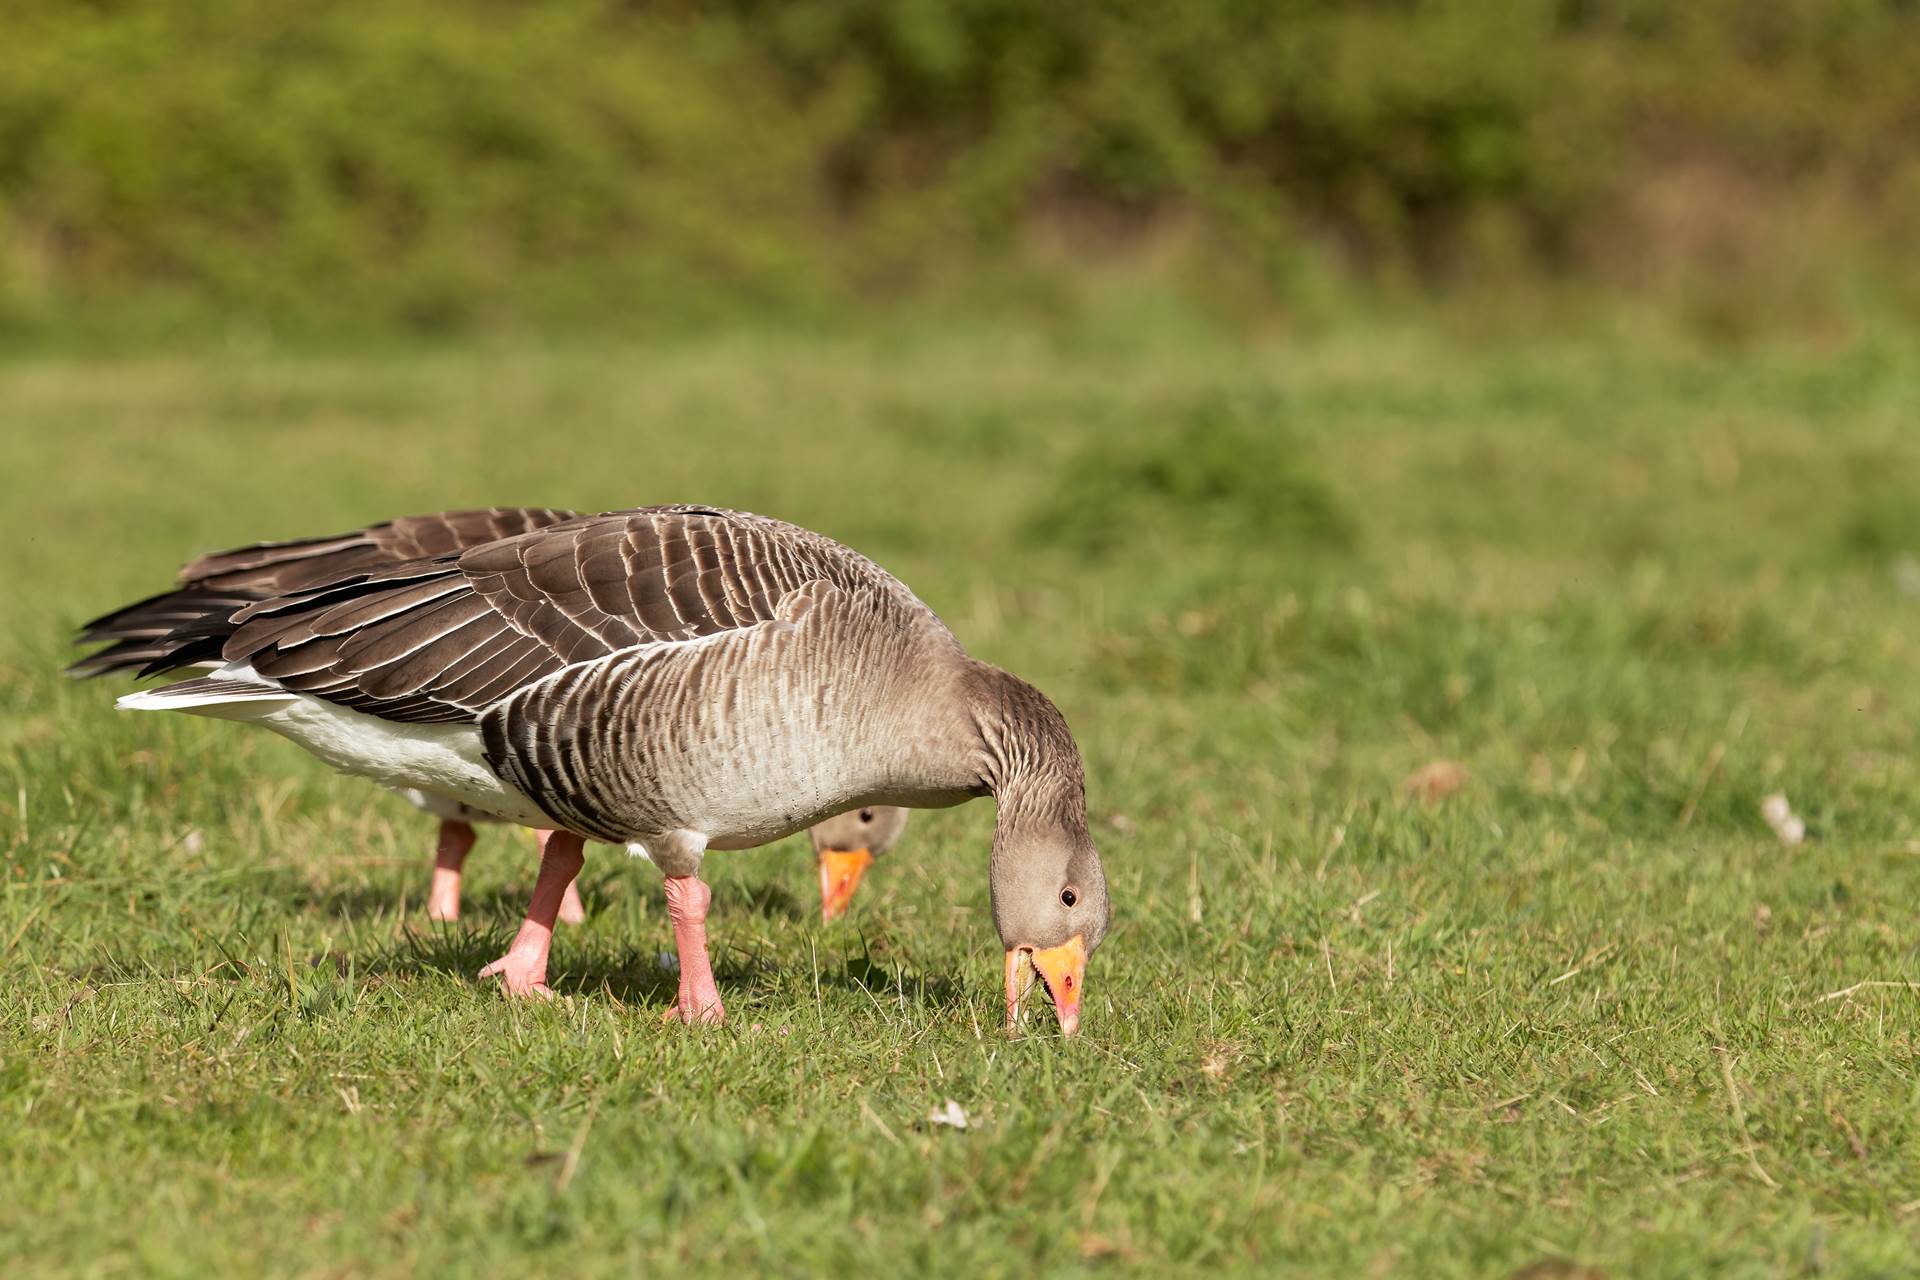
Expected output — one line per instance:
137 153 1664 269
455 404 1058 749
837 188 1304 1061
1004 935 1087 1036
817 847 874 922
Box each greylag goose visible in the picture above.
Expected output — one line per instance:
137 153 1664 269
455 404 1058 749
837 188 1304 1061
70 510 907 926
94 506 1110 1031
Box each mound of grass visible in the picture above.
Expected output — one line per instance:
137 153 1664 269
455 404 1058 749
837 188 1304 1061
1027 394 1354 563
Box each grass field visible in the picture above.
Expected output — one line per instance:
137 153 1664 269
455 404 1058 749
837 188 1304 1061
5 300 1920 1276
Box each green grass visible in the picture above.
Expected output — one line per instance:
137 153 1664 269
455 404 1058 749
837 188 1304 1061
5 300 1920 1276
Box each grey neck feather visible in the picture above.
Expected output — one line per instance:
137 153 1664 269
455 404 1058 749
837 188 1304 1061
962 662 1089 837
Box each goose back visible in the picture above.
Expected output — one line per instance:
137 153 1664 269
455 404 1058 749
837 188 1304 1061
180 507 949 728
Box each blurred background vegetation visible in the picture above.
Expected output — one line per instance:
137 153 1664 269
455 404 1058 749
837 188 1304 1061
5 0 1918 339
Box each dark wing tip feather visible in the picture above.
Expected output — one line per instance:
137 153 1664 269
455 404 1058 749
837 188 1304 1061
73 508 585 701
67 640 181 680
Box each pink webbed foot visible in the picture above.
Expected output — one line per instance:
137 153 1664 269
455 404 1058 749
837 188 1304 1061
478 944 555 1000
660 986 726 1025
662 874 725 1025
428 820 476 922
480 830 586 1000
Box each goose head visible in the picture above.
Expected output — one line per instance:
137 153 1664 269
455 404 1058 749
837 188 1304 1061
809 805 910 921
967 662 1110 1037
993 821 1109 1036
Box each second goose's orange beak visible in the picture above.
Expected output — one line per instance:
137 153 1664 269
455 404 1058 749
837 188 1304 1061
817 847 874 921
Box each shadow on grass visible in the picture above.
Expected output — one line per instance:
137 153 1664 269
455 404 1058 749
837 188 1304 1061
348 918 964 1009
713 880 809 921
297 870 811 929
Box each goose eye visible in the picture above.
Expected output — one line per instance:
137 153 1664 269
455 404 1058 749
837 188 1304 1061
859 808 875 823
1061 887 1077 908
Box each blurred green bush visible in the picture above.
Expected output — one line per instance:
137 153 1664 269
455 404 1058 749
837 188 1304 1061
2 0 1916 330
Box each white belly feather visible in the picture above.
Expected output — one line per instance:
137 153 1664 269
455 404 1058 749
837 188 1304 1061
118 664 556 828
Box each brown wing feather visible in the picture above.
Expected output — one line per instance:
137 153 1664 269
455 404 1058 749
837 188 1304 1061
180 507 578 594
208 507 908 724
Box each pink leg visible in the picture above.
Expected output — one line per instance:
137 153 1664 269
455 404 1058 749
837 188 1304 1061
478 830 586 999
428 820 476 922
662 874 725 1024
558 878 587 926
540 827 587 925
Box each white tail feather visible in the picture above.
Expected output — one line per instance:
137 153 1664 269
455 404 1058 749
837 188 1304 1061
118 678 296 719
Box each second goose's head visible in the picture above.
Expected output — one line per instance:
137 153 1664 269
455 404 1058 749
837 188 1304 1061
809 805 910 921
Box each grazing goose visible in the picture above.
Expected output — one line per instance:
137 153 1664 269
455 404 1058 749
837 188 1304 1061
96 506 1109 1030
71 510 907 927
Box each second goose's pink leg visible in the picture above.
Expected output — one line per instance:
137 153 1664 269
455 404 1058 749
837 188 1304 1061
553 829 587 926
478 830 586 999
662 875 725 1024
428 820 476 921
529 829 587 925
